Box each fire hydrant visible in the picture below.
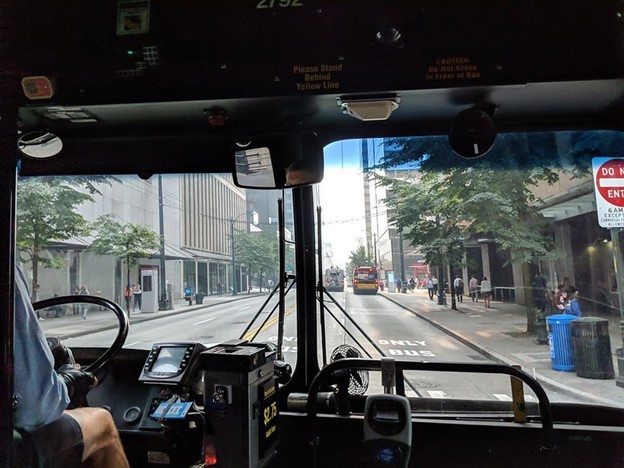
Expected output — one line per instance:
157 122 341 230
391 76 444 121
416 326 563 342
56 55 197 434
535 309 548 345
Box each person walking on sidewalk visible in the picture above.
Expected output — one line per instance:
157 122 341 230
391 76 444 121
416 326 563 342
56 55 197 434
133 283 143 312
532 272 548 313
469 275 479 302
453 275 464 303
123 284 133 312
480 277 492 308
79 285 89 319
426 275 435 300
33 283 43 320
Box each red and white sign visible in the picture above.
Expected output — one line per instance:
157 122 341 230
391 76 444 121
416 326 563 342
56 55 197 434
592 157 624 228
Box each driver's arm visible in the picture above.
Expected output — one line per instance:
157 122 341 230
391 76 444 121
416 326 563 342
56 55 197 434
13 267 70 430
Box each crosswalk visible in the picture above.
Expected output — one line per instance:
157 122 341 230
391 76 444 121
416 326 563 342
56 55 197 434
404 388 537 402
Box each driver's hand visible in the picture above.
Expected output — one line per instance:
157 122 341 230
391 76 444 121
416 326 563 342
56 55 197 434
57 364 97 408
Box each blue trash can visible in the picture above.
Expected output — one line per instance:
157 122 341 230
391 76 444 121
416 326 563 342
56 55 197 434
547 314 577 371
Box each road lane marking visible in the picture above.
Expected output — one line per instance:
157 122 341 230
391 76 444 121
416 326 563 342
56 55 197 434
494 393 537 402
240 306 251 310
427 391 447 398
193 317 216 326
125 341 141 347
242 305 296 341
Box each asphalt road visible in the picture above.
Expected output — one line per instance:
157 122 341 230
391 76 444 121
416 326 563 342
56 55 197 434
54 288 589 405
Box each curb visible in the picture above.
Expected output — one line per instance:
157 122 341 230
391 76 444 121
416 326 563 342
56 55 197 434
380 293 624 408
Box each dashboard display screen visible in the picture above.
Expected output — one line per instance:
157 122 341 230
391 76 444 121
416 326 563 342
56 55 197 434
151 347 186 373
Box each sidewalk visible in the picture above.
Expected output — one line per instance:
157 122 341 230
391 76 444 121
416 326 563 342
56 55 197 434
381 288 624 408
39 289 269 338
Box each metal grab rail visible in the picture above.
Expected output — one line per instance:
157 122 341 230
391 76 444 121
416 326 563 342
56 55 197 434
307 358 554 456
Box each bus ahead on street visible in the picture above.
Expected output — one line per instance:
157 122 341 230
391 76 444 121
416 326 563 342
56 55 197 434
352 266 379 295
324 268 344 292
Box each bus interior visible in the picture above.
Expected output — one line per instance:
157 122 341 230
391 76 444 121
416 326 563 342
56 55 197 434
3 1 624 467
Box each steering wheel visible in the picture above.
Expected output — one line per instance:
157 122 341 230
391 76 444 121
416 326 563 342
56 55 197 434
33 294 129 374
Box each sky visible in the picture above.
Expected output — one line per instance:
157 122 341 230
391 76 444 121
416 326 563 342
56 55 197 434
317 139 371 270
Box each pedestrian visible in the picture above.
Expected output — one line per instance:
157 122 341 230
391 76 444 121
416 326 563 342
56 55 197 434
563 286 582 316
453 275 464 303
555 287 569 312
469 275 479 302
395 276 402 293
554 276 571 306
123 284 133 312
409 277 415 292
52 293 62 318
480 277 492 308
33 283 43 320
73 285 81 315
133 283 142 311
431 275 439 296
532 271 548 313
79 285 89 319
217 282 223 296
426 274 435 300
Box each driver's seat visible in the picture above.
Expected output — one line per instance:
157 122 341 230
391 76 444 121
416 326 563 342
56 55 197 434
12 428 37 467
12 420 81 468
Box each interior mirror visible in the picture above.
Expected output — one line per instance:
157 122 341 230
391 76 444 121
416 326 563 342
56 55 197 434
18 131 63 159
232 133 324 189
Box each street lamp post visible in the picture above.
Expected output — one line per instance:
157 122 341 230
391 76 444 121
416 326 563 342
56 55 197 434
230 212 248 296
157 175 169 310
231 218 237 296
373 233 378 267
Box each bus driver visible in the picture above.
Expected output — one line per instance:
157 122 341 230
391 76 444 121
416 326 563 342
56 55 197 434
13 267 130 467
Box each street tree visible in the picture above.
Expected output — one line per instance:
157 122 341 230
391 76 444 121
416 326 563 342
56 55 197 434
346 245 373 278
16 180 94 298
234 228 279 291
375 134 558 326
88 214 161 286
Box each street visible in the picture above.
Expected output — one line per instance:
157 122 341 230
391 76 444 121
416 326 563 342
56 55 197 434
41 288 595 405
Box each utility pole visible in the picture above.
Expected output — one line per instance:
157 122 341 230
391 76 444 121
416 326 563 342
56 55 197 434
231 218 237 296
158 175 169 310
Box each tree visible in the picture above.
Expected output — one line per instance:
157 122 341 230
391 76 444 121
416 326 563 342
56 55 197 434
346 245 373 278
88 214 161 286
16 180 94 296
375 134 559 321
233 228 279 290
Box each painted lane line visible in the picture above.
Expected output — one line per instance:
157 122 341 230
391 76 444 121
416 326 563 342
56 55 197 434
240 306 251 310
193 317 216 326
427 391 447 398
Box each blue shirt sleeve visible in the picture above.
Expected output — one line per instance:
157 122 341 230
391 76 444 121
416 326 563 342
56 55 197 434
13 267 70 430
564 298 582 317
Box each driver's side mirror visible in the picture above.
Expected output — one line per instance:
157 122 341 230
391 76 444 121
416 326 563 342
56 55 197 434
232 132 324 189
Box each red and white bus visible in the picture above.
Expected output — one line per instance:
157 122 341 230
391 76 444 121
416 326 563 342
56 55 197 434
352 266 379 295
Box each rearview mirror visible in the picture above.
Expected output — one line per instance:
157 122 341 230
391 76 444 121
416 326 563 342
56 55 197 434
232 133 324 189
18 131 63 159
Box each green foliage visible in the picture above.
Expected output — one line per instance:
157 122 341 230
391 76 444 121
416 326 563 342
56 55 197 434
346 245 373 277
89 214 161 283
17 179 94 288
376 135 559 265
233 227 279 284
